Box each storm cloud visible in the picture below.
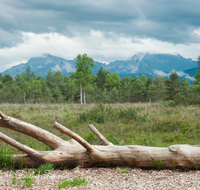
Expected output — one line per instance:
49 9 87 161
0 0 200 72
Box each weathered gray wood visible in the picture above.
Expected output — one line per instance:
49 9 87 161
0 112 68 149
1 111 200 169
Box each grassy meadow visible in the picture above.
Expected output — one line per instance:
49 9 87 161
1 102 200 155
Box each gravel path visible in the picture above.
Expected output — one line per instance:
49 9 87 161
0 167 200 189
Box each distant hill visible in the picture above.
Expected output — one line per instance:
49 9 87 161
1 53 198 80
107 53 197 75
2 54 106 78
184 67 198 77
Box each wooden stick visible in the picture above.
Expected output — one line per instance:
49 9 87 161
53 122 95 152
0 132 42 157
0 111 9 121
0 113 66 150
88 124 113 145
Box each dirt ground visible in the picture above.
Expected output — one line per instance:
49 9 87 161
0 167 200 190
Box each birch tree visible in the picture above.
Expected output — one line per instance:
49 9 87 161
70 54 94 105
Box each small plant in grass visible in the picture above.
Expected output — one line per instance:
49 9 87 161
0 148 14 170
21 172 34 188
63 106 70 116
58 178 88 189
16 157 27 169
116 167 122 173
122 167 129 173
154 158 163 170
34 162 54 175
116 167 129 173
12 172 17 184
59 164 68 170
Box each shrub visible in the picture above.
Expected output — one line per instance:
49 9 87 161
0 148 14 170
77 103 147 124
58 178 87 189
34 162 54 175
21 172 34 188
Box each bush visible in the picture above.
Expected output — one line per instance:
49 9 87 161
0 149 14 170
77 104 147 124
34 162 54 175
173 91 200 105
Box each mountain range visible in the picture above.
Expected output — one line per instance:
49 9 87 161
1 53 198 81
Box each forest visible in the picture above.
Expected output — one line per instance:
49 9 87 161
0 54 200 105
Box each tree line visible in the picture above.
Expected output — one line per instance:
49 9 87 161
0 54 200 105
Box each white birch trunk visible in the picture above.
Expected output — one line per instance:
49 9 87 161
80 83 82 105
84 90 86 104
23 92 26 104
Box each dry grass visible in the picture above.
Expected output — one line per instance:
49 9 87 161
1 103 200 189
1 102 200 153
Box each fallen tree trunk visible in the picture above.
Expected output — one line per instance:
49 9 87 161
0 111 200 169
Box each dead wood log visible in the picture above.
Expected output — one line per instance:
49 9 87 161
0 111 200 169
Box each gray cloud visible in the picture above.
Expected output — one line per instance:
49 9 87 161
0 29 23 48
1 0 200 48
153 69 195 81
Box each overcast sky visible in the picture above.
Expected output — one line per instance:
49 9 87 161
0 0 200 72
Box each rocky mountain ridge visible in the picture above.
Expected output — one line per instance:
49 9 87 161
1 53 198 80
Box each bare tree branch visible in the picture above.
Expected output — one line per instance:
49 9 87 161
53 122 96 153
0 114 66 149
88 124 113 145
0 132 42 157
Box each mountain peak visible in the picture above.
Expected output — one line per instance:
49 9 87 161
1 53 198 81
129 52 146 61
42 53 51 57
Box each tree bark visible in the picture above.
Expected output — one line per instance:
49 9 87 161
84 90 86 104
1 111 200 169
23 92 26 104
80 83 82 105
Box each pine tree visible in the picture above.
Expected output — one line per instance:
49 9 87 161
193 56 200 85
46 68 54 88
96 66 107 91
193 56 200 93
148 84 158 102
3 74 14 85
165 71 179 100
153 75 166 101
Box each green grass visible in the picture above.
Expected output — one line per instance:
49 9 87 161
1 102 200 156
122 167 129 173
12 171 35 188
116 167 122 173
12 172 17 184
21 172 34 188
116 167 129 173
154 158 163 170
58 178 88 189
0 148 14 170
34 162 54 175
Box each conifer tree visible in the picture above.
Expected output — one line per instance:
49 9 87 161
193 56 200 85
96 66 107 91
165 71 179 100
